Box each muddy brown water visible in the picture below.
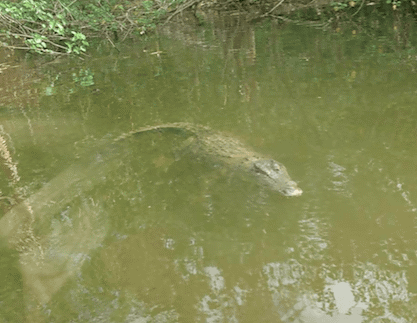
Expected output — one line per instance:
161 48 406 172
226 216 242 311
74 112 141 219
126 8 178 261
1 20 416 322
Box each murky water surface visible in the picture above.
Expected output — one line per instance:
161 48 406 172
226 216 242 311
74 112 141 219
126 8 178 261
1 19 417 322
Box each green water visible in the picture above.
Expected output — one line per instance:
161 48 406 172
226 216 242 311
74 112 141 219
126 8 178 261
1 20 417 322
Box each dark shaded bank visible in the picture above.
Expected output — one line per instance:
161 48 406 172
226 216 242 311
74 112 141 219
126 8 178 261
0 0 416 55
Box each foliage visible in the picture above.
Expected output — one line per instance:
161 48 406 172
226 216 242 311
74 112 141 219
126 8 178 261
0 0 414 56
0 0 172 55
0 0 87 54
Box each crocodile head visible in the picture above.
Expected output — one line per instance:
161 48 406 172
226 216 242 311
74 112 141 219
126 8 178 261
252 159 302 197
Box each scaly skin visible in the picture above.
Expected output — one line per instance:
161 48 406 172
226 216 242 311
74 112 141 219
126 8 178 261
0 121 302 308
117 122 302 197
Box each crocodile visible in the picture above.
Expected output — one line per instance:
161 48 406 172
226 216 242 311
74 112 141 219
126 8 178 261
0 121 301 307
116 122 302 197
0 122 302 255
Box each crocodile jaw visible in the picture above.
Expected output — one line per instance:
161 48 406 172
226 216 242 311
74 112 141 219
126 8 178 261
282 183 303 197
251 159 302 197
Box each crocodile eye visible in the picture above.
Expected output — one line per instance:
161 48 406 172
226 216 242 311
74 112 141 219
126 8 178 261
272 162 281 171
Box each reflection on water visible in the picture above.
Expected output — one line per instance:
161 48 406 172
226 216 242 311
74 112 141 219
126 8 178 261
1 17 417 323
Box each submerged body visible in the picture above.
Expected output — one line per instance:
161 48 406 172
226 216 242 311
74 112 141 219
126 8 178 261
117 122 302 197
0 121 301 308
